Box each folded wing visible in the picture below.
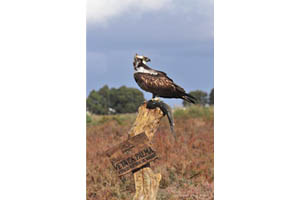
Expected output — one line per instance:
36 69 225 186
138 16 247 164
134 72 196 103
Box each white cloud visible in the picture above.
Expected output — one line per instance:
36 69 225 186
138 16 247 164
87 0 172 24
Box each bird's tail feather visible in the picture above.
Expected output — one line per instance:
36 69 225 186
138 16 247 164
174 84 197 104
182 93 197 104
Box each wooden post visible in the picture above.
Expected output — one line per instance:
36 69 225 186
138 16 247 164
128 102 164 200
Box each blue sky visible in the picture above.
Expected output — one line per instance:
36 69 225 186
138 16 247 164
87 0 214 107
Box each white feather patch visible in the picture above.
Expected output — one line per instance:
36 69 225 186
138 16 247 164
135 55 144 59
134 67 158 75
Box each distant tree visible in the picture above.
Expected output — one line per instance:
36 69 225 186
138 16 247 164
209 88 214 105
98 85 110 104
86 90 108 114
183 90 208 107
86 85 145 114
108 86 145 113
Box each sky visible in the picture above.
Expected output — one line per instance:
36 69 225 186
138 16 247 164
87 0 214 107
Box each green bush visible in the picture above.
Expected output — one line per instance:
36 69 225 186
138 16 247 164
183 90 208 107
86 114 92 123
87 85 145 114
209 88 214 105
173 105 214 121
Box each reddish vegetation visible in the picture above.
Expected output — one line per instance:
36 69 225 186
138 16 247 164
87 110 214 200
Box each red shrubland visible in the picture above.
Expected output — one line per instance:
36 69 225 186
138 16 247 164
87 106 214 200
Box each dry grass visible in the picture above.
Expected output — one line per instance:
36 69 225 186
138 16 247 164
87 105 214 200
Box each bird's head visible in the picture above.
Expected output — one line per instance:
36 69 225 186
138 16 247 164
133 53 151 70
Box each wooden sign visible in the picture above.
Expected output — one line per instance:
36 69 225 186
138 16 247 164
105 132 158 176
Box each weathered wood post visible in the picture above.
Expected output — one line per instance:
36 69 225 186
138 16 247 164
128 102 165 200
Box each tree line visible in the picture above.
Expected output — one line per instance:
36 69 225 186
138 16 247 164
183 88 214 107
87 85 214 115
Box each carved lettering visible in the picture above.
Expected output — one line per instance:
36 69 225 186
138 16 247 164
106 133 158 176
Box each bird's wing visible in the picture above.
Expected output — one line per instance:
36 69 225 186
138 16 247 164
143 73 176 90
135 72 188 98
155 70 174 82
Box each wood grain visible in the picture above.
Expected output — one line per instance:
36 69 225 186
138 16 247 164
128 102 164 200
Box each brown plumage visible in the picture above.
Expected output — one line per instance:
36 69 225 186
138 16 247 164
133 54 196 104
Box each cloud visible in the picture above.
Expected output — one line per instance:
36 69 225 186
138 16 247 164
87 0 172 25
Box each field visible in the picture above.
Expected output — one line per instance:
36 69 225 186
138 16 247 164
87 105 214 200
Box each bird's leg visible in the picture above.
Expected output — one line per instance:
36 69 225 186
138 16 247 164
153 97 160 101
151 94 155 100
152 94 160 102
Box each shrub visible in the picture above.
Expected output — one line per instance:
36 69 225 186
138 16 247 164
86 114 92 123
173 105 214 121
183 90 208 107
87 85 145 114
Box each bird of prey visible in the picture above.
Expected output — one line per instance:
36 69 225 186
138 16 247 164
133 54 196 103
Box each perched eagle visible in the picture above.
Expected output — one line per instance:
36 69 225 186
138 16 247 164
133 54 196 103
